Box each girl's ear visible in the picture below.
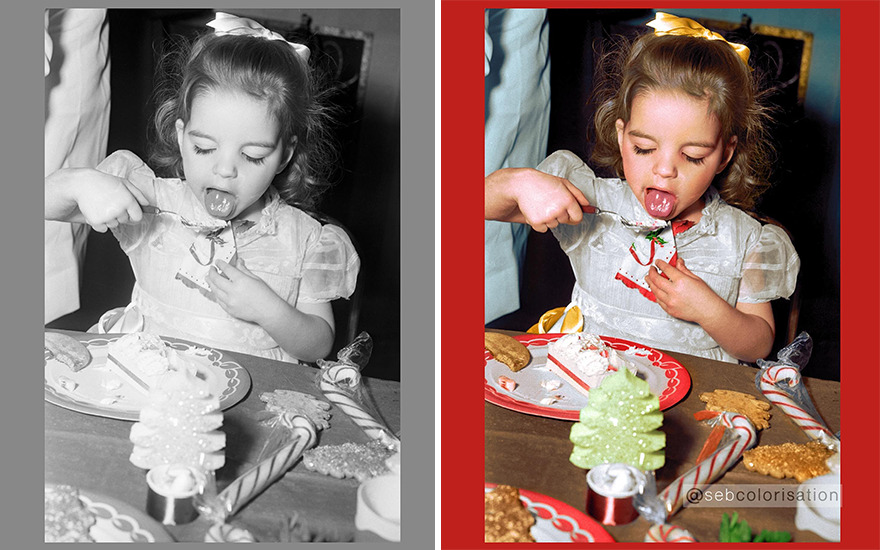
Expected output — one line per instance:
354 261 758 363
615 119 626 151
276 135 297 175
716 135 738 174
175 119 185 151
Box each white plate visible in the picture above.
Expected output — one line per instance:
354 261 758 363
485 333 690 420
45 333 250 421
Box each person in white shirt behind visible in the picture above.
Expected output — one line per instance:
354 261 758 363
44 8 111 323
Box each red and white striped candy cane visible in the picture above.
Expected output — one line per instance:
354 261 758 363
660 412 757 516
214 414 317 518
759 365 838 446
645 523 696 542
319 364 399 449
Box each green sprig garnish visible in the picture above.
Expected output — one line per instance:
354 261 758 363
719 512 791 543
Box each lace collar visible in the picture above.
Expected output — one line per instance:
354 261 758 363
240 187 283 236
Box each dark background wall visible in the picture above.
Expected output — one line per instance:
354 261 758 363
491 8 840 381
46 9 401 381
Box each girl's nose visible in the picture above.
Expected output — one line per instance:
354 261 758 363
213 156 237 178
652 151 677 179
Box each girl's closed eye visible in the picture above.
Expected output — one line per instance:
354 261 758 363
242 153 266 165
632 145 706 165
192 145 266 165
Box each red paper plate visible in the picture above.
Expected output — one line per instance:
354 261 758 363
485 483 615 542
485 333 691 420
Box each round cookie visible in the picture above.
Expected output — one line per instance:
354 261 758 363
45 331 92 372
484 332 531 372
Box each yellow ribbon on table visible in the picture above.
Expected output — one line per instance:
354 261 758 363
647 12 751 66
527 304 584 334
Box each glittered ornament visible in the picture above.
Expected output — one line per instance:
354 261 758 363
569 367 665 470
129 352 226 471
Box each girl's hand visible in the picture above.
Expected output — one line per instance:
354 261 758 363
206 260 281 324
645 258 726 324
485 168 591 232
75 172 149 233
207 260 335 362
647 258 776 363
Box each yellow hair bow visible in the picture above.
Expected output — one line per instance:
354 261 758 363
647 12 750 66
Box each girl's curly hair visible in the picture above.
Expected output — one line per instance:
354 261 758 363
590 31 777 212
150 31 340 212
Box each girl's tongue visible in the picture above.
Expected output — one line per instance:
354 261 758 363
645 188 676 218
205 189 236 219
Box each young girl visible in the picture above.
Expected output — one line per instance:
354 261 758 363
485 12 800 364
45 13 359 364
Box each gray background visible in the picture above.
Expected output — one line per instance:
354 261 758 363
21 0 434 545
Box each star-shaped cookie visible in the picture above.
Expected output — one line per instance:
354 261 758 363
700 389 772 430
260 389 332 430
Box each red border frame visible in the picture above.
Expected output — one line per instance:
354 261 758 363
441 1 879 548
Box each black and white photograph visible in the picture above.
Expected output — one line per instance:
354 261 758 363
43 7 404 542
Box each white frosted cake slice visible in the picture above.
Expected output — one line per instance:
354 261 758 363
106 332 172 393
546 333 637 397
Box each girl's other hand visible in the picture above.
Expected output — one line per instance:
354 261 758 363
76 172 148 232
206 260 281 324
646 258 725 323
648 258 776 363
485 167 591 232
207 260 335 362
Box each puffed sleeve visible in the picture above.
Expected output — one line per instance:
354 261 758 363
540 150 599 251
97 150 159 252
737 224 801 303
297 224 361 303
96 150 158 199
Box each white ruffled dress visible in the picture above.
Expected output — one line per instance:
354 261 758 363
541 150 800 363
95 150 359 363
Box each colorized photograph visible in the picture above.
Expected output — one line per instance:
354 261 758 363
482 7 840 544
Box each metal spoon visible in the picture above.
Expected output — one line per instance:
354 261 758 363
581 204 667 231
141 205 228 232
140 205 178 216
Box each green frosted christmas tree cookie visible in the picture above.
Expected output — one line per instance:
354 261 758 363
569 367 665 471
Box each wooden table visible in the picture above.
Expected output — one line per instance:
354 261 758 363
485 332 839 543
45 330 400 542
